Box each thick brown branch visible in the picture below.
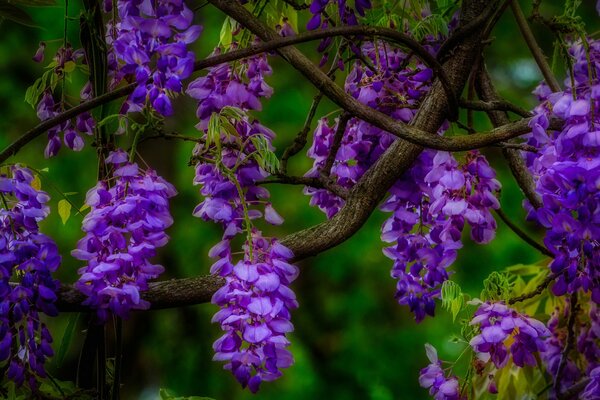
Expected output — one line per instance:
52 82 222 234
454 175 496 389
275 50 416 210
56 0 502 311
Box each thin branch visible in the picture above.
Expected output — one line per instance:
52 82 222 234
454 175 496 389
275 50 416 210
557 377 591 400
261 175 349 199
1 25 457 165
507 272 557 305
322 112 351 176
495 208 552 257
459 99 531 118
510 0 561 92
475 65 544 209
280 92 323 174
554 293 579 392
493 141 538 153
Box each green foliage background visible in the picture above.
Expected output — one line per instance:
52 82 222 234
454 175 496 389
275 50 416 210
0 1 598 399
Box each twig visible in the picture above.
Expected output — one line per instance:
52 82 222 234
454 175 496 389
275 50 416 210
557 377 592 400
2 25 458 165
459 99 531 118
510 0 561 92
322 112 351 176
554 292 578 392
507 272 557 305
495 208 552 257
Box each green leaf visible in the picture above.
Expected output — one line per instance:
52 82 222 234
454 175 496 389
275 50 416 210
441 280 463 321
58 199 72 225
30 174 42 191
0 1 38 27
24 69 52 108
481 271 512 302
56 313 79 367
219 17 232 46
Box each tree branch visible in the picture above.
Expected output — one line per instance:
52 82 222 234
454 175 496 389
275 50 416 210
475 64 544 209
0 25 455 165
510 0 561 92
52 0 503 312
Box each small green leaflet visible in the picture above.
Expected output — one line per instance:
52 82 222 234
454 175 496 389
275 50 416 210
58 199 72 225
219 17 233 46
441 280 463 321
251 135 280 174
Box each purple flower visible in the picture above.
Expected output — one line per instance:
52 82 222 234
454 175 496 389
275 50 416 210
419 344 463 400
73 149 176 321
111 0 201 115
469 301 549 369
0 166 61 389
211 233 298 393
524 38 600 301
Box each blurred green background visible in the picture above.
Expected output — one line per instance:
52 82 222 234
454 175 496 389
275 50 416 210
0 1 598 399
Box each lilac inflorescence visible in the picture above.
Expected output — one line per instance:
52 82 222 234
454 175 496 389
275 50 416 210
188 48 281 237
524 39 600 302
419 344 463 400
34 43 96 158
210 233 298 393
0 166 61 389
73 150 176 321
304 41 434 218
110 0 202 116
307 0 372 30
188 45 296 391
469 301 549 369
382 151 500 322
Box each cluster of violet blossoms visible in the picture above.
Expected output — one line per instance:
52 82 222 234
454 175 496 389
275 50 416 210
307 0 372 30
304 41 435 217
73 150 176 321
0 166 61 388
210 234 298 393
109 0 201 116
382 151 500 322
469 301 549 369
419 344 463 400
524 39 600 303
188 45 296 391
33 43 96 158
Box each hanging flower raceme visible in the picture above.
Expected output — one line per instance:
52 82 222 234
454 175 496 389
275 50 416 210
111 0 202 115
32 43 95 158
419 344 463 400
523 38 600 302
381 151 500 322
307 0 372 31
0 166 61 389
73 150 176 321
469 301 549 368
211 233 298 393
304 41 436 218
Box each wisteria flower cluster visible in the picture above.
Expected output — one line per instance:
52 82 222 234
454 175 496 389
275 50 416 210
73 150 176 321
419 344 463 400
33 43 95 158
210 233 298 393
187 41 296 391
307 0 372 30
304 41 435 217
524 38 600 302
0 166 61 389
469 301 549 368
382 151 500 322
110 0 202 116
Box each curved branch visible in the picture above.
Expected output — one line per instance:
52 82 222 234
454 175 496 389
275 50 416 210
0 25 453 165
54 0 502 312
475 65 544 209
